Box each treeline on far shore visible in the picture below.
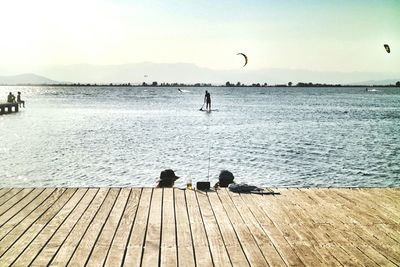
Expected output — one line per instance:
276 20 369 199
1 81 400 87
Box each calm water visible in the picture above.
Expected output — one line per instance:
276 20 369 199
1 86 399 187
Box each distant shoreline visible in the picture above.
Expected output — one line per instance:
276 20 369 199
1 83 400 88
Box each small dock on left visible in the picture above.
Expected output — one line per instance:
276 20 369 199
0 103 19 115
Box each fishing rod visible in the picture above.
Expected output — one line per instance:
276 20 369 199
206 112 211 181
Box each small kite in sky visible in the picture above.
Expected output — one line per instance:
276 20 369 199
236 53 248 67
384 44 390 53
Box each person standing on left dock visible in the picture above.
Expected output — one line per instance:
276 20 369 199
17 92 25 108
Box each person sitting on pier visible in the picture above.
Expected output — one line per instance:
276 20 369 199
7 92 16 103
156 169 180 188
214 170 235 188
17 92 25 108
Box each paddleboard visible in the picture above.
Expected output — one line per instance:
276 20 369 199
200 109 218 112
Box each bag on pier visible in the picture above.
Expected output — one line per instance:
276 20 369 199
228 183 262 193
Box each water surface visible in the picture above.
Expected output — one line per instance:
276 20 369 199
1 86 399 187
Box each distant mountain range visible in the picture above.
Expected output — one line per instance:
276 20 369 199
0 63 399 85
0 73 58 85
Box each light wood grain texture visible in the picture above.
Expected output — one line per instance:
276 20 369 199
0 189 40 220
0 188 69 258
0 187 398 267
196 190 232 267
124 188 152 267
227 190 286 267
0 188 22 206
160 188 177 267
67 188 120 266
174 188 196 267
141 188 163 267
49 188 109 266
104 188 141 267
86 188 130 266
0 188 75 266
185 189 214 267
0 189 11 199
21 188 98 266
0 189 55 240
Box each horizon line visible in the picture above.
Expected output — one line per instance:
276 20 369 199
2 82 400 87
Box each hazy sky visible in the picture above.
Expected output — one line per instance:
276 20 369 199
0 0 399 73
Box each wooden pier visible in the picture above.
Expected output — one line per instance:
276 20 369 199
0 188 399 266
0 103 19 115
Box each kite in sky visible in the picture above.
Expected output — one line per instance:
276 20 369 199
237 53 248 67
384 44 390 53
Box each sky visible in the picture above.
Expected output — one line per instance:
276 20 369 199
0 0 399 75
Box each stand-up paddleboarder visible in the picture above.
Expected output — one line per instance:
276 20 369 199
204 90 211 111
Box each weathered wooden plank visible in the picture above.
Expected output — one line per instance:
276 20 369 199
160 188 177 267
141 188 163 267
304 189 356 224
67 188 120 266
277 189 342 266
211 190 258 266
304 189 399 262
0 188 12 199
360 189 400 221
309 189 400 263
240 193 304 266
328 189 400 248
0 187 398 266
196 190 232 267
0 188 40 218
297 189 369 265
13 188 97 266
86 188 130 266
330 189 400 226
0 188 69 257
174 189 196 267
363 188 400 207
324 225 375 267
386 188 400 203
0 188 55 240
282 189 343 266
124 188 153 267
104 188 141 267
377 224 400 244
185 189 213 267
0 188 80 266
259 190 325 266
347 224 400 263
323 188 386 225
329 246 364 267
0 188 22 206
48 188 109 266
359 246 398 267
226 190 286 267
219 189 271 266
